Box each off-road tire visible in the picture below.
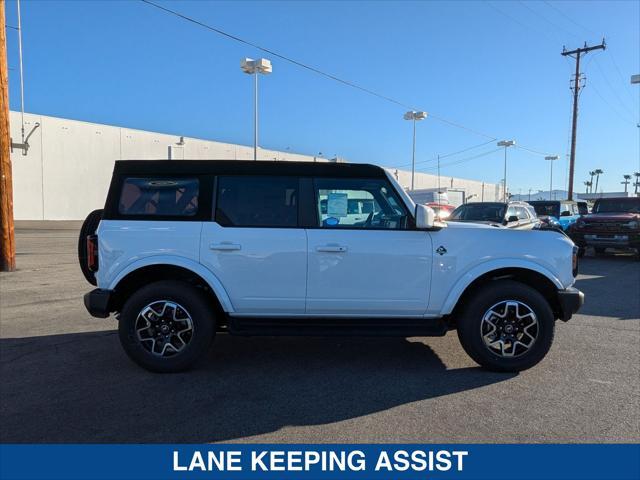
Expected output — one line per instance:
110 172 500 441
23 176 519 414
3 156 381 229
78 209 103 285
118 281 215 373
457 280 555 372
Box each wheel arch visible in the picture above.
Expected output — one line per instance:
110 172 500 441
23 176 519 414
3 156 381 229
444 265 563 322
108 257 234 315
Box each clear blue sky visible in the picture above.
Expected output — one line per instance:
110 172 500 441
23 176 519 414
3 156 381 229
5 0 639 194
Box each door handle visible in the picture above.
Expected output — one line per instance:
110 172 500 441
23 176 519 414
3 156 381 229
210 243 241 251
316 244 348 253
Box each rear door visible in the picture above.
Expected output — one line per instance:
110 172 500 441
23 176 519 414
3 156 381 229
305 177 432 316
200 176 307 315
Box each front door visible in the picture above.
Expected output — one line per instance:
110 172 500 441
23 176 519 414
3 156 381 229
200 175 306 315
305 177 432 316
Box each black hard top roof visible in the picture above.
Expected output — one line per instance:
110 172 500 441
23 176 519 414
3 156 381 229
594 197 639 202
113 160 387 178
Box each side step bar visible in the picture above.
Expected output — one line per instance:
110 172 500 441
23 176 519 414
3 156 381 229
227 317 449 337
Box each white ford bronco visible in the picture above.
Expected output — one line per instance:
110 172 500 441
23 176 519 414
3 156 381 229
81 160 583 373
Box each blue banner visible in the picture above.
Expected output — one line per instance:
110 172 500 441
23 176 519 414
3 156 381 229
1 444 638 480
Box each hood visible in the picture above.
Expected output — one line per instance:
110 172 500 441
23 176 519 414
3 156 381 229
581 212 639 222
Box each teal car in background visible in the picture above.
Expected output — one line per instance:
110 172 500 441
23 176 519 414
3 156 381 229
529 201 582 231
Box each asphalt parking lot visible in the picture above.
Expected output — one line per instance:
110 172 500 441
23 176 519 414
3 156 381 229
1 224 638 443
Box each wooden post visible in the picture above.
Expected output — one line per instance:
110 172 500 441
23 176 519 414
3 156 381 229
0 0 16 271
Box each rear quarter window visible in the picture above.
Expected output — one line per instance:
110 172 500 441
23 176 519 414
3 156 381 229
119 178 199 216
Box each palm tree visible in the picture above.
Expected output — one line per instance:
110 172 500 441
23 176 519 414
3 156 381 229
588 171 596 193
622 174 632 193
583 180 592 193
593 169 603 195
634 172 640 195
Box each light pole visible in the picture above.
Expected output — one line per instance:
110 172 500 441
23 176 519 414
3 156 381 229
241 58 272 160
497 140 516 202
545 155 559 200
403 111 428 190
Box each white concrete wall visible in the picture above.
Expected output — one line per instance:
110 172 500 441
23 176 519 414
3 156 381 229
9 111 501 220
391 169 503 203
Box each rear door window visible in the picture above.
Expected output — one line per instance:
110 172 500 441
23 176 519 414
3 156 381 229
119 178 199 216
215 176 298 227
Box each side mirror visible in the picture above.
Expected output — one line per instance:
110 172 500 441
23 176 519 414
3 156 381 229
560 211 571 217
415 204 435 229
507 215 519 223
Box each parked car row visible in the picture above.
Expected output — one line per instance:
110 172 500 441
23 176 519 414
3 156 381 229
435 197 639 258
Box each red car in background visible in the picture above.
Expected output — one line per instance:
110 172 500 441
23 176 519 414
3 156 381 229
569 197 640 257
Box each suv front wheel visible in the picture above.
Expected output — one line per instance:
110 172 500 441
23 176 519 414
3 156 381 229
118 281 215 372
457 280 555 372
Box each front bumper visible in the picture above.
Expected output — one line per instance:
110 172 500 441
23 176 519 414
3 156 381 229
570 231 640 248
557 287 584 321
84 289 114 318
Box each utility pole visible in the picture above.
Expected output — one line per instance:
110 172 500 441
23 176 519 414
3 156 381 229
621 175 631 194
1 0 16 272
561 39 606 200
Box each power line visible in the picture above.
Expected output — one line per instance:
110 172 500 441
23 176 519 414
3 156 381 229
420 147 503 172
141 0 586 166
517 1 576 44
140 0 507 144
486 1 547 40
389 140 495 169
140 0 411 109
542 1 600 38
606 50 636 103
541 2 637 105
589 80 636 126
515 144 552 157
592 57 637 118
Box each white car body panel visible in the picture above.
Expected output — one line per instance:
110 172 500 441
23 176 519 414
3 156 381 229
425 223 575 315
306 229 432 315
200 222 307 315
96 220 235 312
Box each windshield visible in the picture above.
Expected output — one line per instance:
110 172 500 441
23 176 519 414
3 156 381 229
529 202 559 217
577 202 588 215
450 203 506 222
593 198 640 214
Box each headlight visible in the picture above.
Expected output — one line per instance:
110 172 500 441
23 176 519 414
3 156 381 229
575 220 585 229
572 246 578 277
626 221 639 229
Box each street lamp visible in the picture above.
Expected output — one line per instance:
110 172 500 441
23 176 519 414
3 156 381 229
497 140 516 202
545 155 559 200
241 58 272 160
404 111 428 190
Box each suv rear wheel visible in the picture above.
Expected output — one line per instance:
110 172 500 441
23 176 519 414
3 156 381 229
457 280 555 372
118 280 215 372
